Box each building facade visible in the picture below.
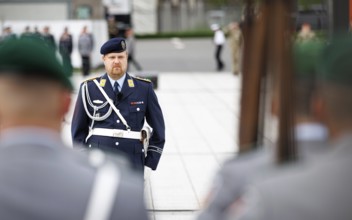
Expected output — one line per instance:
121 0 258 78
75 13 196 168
0 0 107 20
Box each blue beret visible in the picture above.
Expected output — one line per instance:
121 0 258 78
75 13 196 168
100 37 127 55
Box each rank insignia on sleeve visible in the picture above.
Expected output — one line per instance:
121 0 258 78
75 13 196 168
100 79 106 87
128 79 135 87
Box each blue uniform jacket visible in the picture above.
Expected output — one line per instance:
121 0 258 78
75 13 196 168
71 73 165 170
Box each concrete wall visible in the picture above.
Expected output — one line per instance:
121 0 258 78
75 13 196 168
1 20 108 69
0 2 68 20
72 0 105 19
132 0 157 34
0 0 159 34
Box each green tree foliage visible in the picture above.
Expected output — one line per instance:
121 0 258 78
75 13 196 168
298 0 323 10
205 0 242 7
204 0 322 10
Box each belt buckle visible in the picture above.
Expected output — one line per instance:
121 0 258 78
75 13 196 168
112 131 123 138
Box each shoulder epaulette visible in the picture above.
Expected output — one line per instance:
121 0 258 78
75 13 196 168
132 76 151 83
83 76 99 83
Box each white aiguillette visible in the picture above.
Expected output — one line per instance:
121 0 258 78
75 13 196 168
93 100 104 104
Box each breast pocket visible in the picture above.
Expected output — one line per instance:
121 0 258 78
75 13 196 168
129 104 146 128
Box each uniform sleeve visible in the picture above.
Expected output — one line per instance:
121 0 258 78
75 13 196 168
197 162 248 220
71 83 90 147
144 83 165 170
227 187 270 220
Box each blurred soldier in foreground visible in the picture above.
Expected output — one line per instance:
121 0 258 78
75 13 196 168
71 37 165 174
229 35 352 220
0 38 148 220
197 41 328 220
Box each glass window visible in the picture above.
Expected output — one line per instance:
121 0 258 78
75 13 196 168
76 5 92 19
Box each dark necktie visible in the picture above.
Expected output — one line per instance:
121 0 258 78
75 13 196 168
114 81 119 94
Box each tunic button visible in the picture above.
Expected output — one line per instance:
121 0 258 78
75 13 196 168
116 120 120 123
89 144 92 148
115 142 119 146
137 107 140 111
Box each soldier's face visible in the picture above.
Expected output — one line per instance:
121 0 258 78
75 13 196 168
103 51 128 80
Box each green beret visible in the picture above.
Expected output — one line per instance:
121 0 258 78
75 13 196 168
317 34 352 85
293 40 324 79
0 38 73 90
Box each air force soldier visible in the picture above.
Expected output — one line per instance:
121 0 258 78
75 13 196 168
71 37 165 173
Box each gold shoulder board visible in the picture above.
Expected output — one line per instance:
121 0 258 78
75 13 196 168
83 76 99 83
133 76 151 83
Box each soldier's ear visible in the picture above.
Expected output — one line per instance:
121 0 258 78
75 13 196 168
61 91 71 116
102 55 105 62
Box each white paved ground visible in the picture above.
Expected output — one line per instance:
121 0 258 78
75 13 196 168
62 72 242 220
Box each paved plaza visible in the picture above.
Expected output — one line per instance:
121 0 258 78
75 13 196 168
62 71 242 220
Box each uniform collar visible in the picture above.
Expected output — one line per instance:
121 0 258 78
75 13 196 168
0 127 64 149
119 73 135 100
107 73 126 91
101 73 135 102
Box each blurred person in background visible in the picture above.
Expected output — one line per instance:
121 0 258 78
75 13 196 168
224 21 243 75
0 26 17 43
125 27 142 72
197 40 328 220
41 26 56 52
78 26 94 77
59 27 73 77
33 26 41 38
20 26 33 39
211 24 226 71
71 37 165 175
0 38 148 220
108 16 119 39
228 35 352 220
296 23 316 43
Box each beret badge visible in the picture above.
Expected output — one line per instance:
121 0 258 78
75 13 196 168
121 41 126 50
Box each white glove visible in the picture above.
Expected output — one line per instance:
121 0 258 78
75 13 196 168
144 167 152 181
